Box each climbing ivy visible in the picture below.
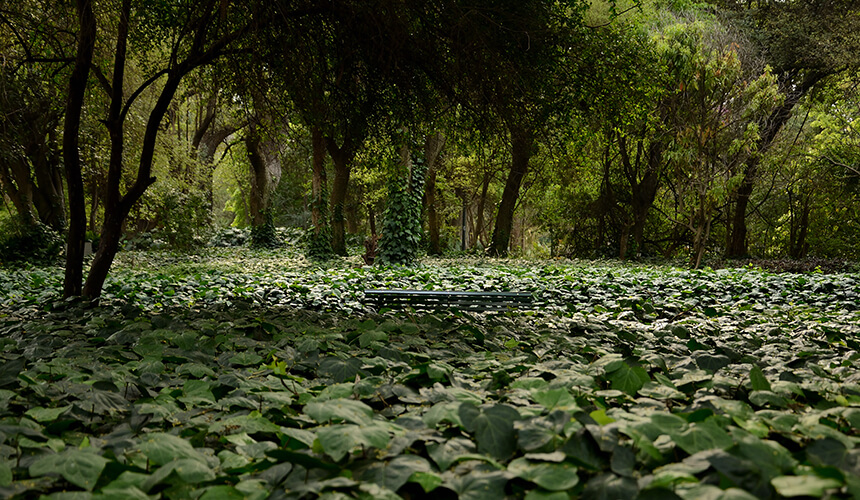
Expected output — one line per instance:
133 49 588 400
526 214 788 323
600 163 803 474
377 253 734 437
306 189 334 261
249 210 282 249
378 135 427 266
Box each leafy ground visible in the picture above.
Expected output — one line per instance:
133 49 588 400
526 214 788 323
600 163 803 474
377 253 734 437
0 250 859 499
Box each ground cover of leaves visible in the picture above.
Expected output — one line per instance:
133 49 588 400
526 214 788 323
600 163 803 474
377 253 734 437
0 251 858 499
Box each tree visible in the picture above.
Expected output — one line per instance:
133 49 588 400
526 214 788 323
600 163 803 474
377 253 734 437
655 20 782 267
718 0 860 256
0 1 75 233
63 0 262 298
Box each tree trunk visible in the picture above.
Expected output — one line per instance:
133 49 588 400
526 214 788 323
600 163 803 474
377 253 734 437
246 132 269 227
471 171 492 249
81 1 252 299
726 165 755 257
0 159 36 225
726 71 825 258
425 168 440 254
489 128 533 257
311 126 326 233
62 0 96 298
423 132 446 255
84 72 182 298
790 195 811 258
30 132 66 232
325 136 358 256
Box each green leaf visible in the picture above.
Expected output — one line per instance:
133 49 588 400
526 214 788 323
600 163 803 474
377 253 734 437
142 458 216 491
581 473 638 500
605 362 649 396
427 437 476 470
319 356 363 383
316 423 390 461
459 403 521 461
358 455 432 491
445 470 508 500
25 406 70 422
524 490 570 500
517 411 570 451
359 330 388 348
771 475 843 497
0 358 25 388
409 471 444 493
531 389 578 411
230 351 262 366
305 398 374 425
98 486 152 500
749 366 771 392
29 449 108 490
265 449 335 471
670 420 734 455
748 390 788 408
199 485 246 500
181 379 215 404
139 432 207 465
508 457 579 491
0 462 12 487
210 413 281 435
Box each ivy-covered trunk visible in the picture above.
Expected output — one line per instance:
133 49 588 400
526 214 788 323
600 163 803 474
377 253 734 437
378 132 428 266
489 127 533 257
306 126 332 259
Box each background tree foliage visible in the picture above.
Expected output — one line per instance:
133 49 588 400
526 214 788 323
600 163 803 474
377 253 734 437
1 0 859 296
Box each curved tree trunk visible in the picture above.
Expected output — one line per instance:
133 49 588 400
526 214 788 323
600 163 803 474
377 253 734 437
489 128 533 257
62 0 96 298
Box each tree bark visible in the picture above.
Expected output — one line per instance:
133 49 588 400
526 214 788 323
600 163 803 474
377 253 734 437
489 127 533 257
0 159 36 225
30 131 66 231
245 130 268 227
325 136 358 255
423 132 446 255
471 171 492 249
789 195 811 259
311 126 327 233
726 71 826 257
62 0 96 298
79 1 255 299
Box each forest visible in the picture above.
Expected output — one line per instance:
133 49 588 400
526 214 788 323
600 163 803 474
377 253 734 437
1 0 858 292
1 1 860 499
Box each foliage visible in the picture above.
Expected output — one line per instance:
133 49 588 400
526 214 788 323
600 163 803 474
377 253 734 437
250 211 283 250
209 227 251 247
305 187 334 261
0 215 63 267
0 255 858 499
378 143 428 266
155 189 213 251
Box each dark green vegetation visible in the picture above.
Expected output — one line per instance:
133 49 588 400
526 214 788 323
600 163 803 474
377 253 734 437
3 0 860 302
1 252 858 499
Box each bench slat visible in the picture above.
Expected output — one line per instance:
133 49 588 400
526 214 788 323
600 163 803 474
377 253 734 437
364 289 532 311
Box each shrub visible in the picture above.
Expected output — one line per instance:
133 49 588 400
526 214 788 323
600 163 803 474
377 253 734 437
0 215 63 266
250 211 283 250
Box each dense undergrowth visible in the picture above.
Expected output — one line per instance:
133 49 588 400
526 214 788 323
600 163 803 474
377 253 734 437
0 250 858 499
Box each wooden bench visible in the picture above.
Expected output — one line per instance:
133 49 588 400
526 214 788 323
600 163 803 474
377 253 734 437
364 289 533 312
